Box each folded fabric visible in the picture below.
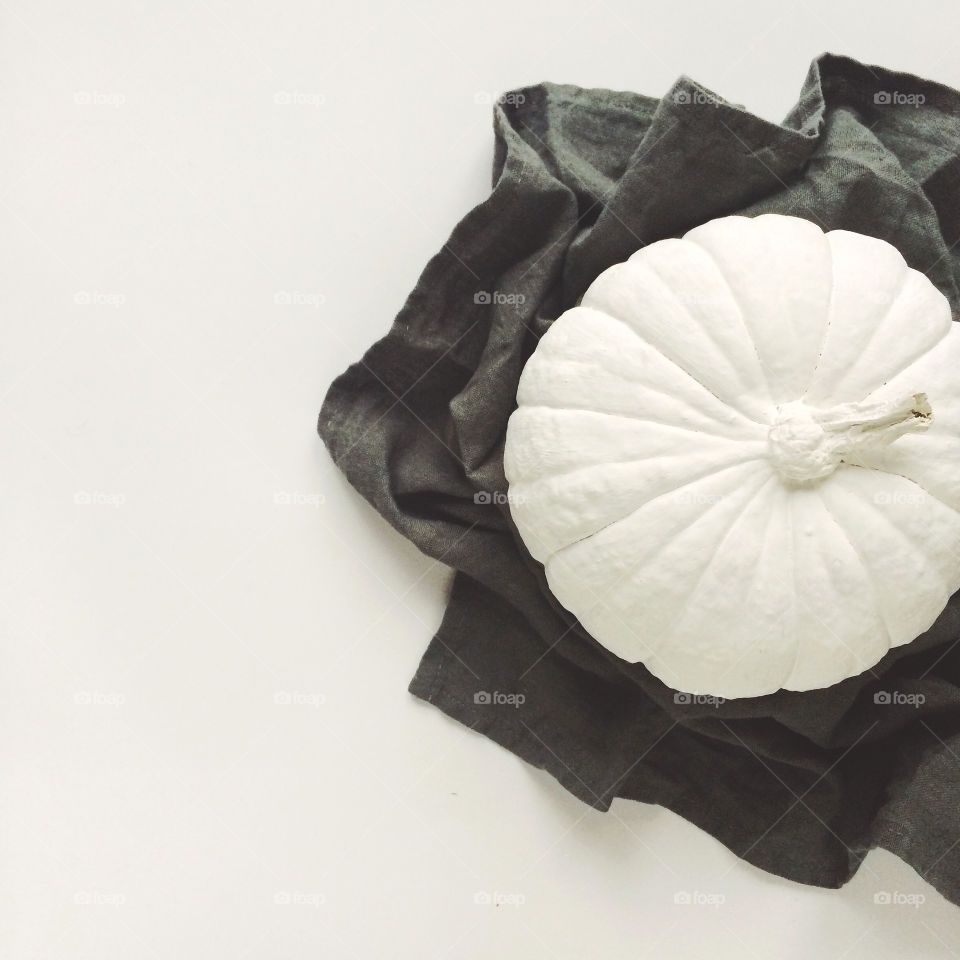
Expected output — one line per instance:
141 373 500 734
318 52 960 905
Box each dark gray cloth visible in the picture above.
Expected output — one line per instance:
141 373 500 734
318 53 960 904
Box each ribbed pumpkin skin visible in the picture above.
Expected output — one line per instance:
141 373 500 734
503 214 960 699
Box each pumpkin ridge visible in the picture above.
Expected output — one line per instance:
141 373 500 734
806 490 892 676
522 403 766 447
823 470 952 637
532 305 772 427
857 321 957 409
555 464 774 666
602 310 769 426
826 267 918 397
511 450 769 560
683 234 776 405
841 460 960 518
523 396 761 441
778 486 806 692
530 307 769 428
800 230 837 399
504 408 765 486
839 469 956 582
638 252 771 405
682 482 793 696
787 225 834 387
637 473 779 670
633 238 778 408
542 458 771 565
574 591 662 663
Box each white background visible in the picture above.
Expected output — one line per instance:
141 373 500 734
4 1 960 956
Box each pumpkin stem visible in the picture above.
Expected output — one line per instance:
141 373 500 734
767 392 932 484
814 391 932 438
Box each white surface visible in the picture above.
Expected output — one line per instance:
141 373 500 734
4 1 960 956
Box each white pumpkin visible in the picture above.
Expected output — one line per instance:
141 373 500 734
504 213 960 699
